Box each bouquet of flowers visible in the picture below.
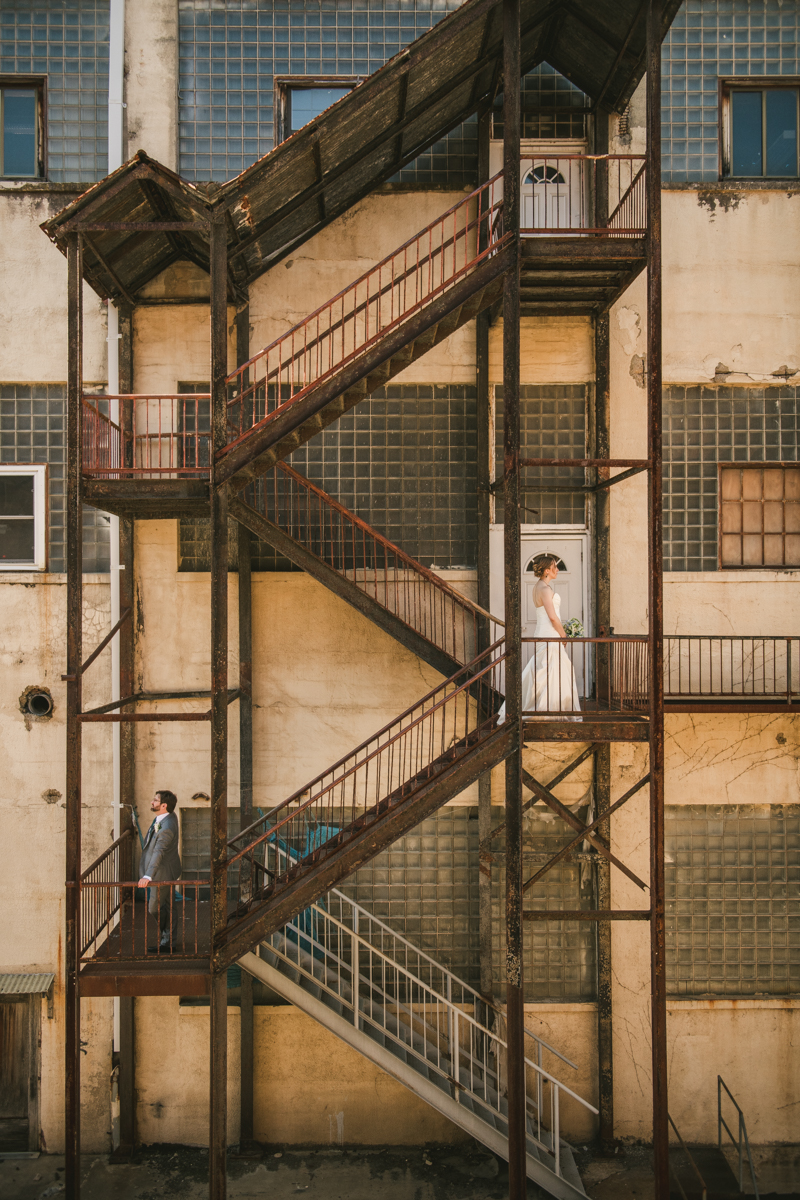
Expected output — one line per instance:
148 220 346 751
563 618 584 639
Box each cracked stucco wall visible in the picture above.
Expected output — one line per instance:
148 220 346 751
610 725 799 1144
0 577 114 1152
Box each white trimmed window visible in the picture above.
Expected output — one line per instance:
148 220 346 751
0 465 47 571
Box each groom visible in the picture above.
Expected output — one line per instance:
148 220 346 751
138 789 181 950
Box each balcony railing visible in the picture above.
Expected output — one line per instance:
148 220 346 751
521 636 649 716
518 635 800 715
82 393 211 479
519 154 646 236
79 828 210 962
664 636 799 703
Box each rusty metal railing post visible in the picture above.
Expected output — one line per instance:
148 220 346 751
647 2 669 1196
502 0 526 1195
209 215 229 1200
236 300 256 1150
65 231 83 1200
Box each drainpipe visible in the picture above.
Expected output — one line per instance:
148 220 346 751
108 0 125 1119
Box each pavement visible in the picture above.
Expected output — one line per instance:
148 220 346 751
2 1142 797 1199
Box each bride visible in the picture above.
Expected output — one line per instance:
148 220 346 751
499 553 581 721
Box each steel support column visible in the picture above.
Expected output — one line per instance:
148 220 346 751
592 102 614 1147
209 218 229 1200
502 1 525 1195
646 2 669 1195
235 304 255 1152
65 233 83 1200
117 300 136 1160
476 105 494 1000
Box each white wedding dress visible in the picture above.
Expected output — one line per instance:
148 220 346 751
499 591 581 721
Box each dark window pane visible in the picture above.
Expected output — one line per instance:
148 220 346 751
731 91 762 177
3 89 37 178
288 87 350 134
0 475 34 516
0 518 35 562
765 89 798 177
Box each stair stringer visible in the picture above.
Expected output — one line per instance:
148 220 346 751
229 494 463 682
218 239 514 490
239 948 588 1200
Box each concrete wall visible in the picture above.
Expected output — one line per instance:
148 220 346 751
0 575 114 1152
0 191 107 385
124 0 179 170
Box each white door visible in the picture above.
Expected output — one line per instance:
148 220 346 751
490 139 589 234
490 526 591 698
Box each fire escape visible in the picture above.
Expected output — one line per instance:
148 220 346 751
45 2 795 1198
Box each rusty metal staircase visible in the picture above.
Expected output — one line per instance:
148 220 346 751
230 461 501 681
216 640 510 970
218 176 510 490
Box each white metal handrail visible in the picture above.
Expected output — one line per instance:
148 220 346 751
718 1075 760 1199
260 849 596 1176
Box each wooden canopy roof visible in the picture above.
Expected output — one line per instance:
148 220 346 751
42 0 679 304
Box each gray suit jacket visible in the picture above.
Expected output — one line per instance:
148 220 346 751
139 812 181 882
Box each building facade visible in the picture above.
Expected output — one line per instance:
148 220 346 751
0 0 798 1193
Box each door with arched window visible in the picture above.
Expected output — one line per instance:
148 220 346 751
490 138 590 233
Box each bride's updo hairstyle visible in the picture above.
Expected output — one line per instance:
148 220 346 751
531 553 559 579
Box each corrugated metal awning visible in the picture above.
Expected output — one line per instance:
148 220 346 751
0 972 55 996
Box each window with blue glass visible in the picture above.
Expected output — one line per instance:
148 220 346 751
661 0 800 184
0 0 109 185
724 82 799 177
0 82 42 177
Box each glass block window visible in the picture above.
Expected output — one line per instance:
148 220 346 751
0 384 109 572
177 0 476 185
662 0 800 183
0 0 109 184
340 806 480 987
666 804 800 997
662 385 800 571
179 383 478 571
495 385 587 526
180 806 240 879
491 811 597 1003
492 65 588 141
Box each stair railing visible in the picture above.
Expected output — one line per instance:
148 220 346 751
257 863 597 1177
665 636 799 703
245 462 503 664
222 173 507 450
225 641 507 907
668 1112 708 1200
718 1076 760 1198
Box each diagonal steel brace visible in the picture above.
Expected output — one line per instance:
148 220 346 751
523 772 652 894
521 766 648 893
480 741 599 850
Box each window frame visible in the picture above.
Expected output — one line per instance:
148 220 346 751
273 76 360 145
0 76 46 181
717 461 800 571
0 464 48 572
720 77 800 181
